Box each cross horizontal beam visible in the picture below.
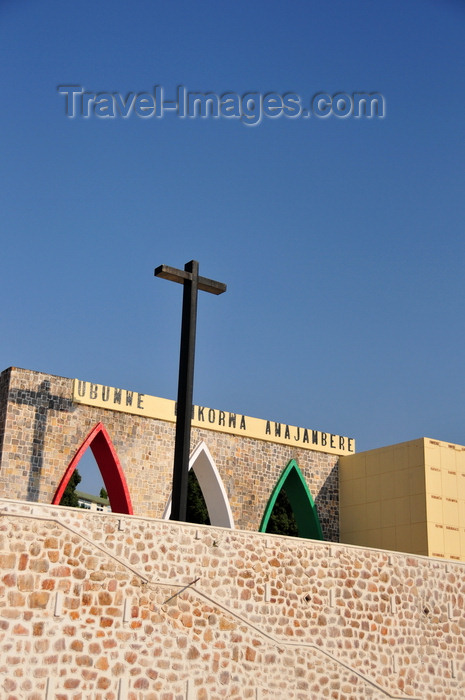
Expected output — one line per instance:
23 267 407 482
154 264 226 295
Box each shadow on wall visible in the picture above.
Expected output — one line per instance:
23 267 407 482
9 381 73 502
314 462 339 542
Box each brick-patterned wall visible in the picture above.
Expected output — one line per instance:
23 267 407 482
0 498 464 699
0 368 339 539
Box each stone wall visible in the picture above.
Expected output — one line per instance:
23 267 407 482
0 498 464 699
0 367 339 539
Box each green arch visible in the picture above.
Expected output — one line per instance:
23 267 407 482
259 460 323 540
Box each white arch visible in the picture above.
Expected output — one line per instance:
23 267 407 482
163 441 234 528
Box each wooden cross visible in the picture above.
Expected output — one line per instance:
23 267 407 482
154 260 226 522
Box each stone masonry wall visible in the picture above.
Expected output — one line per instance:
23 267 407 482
0 368 338 539
0 498 464 699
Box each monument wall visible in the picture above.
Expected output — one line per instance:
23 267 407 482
0 498 463 699
0 367 351 539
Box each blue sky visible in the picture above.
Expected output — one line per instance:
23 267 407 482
1 1 465 494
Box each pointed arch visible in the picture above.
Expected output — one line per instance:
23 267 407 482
52 422 133 514
259 459 323 540
163 441 234 528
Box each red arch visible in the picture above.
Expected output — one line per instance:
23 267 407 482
52 422 133 514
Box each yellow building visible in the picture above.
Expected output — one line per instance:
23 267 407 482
339 437 465 560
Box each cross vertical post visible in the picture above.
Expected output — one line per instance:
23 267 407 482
154 260 226 522
173 259 198 522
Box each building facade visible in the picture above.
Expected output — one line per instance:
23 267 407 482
75 490 111 512
340 437 465 561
